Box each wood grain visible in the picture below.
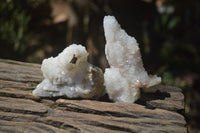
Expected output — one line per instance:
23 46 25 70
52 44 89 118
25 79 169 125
0 59 187 133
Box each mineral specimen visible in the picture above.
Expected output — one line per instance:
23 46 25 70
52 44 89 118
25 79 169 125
103 16 161 103
32 44 105 98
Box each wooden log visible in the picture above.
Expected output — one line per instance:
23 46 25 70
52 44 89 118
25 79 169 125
0 59 187 133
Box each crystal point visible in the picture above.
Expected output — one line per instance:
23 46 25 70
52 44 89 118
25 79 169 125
103 16 161 103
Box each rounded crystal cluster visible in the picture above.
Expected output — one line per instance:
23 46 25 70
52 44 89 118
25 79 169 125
33 44 105 98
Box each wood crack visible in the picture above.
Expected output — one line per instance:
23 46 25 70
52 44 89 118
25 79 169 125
58 104 138 118
80 120 136 133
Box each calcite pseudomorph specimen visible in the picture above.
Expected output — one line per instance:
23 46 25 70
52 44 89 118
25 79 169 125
32 44 105 98
103 16 161 103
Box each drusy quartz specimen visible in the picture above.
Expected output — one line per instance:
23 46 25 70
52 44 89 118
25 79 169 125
103 16 161 103
32 44 105 98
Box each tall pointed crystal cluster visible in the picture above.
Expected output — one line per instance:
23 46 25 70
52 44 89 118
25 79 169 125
103 16 161 103
32 44 105 98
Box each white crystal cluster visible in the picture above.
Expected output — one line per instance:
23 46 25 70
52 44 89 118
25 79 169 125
103 16 161 103
33 16 161 103
32 44 105 98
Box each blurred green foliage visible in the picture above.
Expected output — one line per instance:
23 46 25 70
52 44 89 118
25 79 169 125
0 0 32 53
152 1 200 75
162 71 174 85
0 0 49 61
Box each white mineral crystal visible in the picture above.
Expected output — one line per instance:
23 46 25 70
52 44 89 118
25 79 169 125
103 16 161 103
32 44 105 98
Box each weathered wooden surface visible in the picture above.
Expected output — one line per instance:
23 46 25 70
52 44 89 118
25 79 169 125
0 59 187 133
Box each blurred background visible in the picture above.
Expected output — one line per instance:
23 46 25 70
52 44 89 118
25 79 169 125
0 0 199 132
